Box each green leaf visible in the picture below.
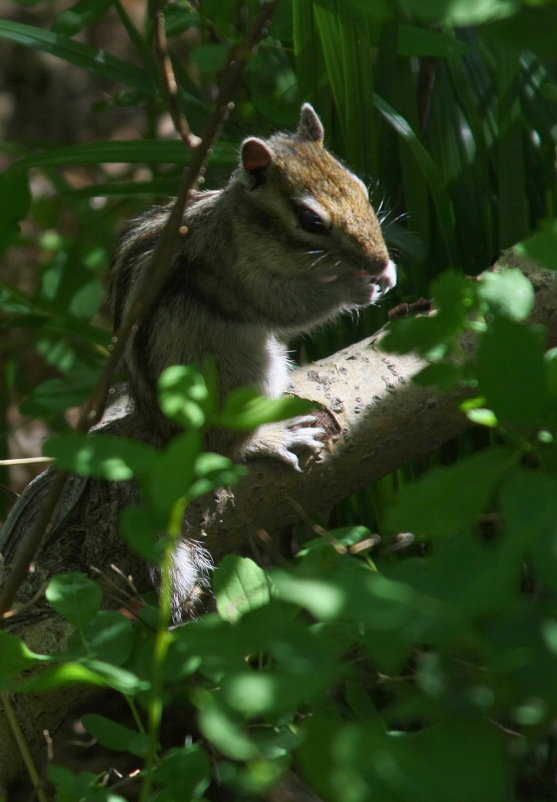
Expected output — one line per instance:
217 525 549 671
44 432 155 480
223 670 330 717
83 610 134 665
195 689 259 761
398 24 467 57
545 347 557 398
189 452 247 500
52 0 113 35
153 745 211 799
48 765 127 802
515 218 557 271
374 93 458 264
274 567 422 673
478 269 535 320
301 716 513 802
476 318 547 425
21 366 99 417
214 556 271 623
500 469 557 591
165 6 199 36
158 365 211 430
413 362 462 391
0 631 49 682
405 0 520 26
299 525 375 557
0 166 30 254
82 713 152 757
121 506 166 564
386 447 519 539
146 431 203 512
189 43 231 73
382 271 474 359
465 407 498 427
16 659 148 694
215 388 313 430
0 20 157 93
10 139 238 171
46 572 102 628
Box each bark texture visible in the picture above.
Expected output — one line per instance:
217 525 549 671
0 253 555 792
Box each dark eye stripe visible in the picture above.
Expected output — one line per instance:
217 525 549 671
295 206 330 235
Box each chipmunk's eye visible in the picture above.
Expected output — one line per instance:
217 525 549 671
295 206 330 235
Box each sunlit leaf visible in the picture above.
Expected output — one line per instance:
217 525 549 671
46 572 102 628
82 713 152 757
214 556 271 623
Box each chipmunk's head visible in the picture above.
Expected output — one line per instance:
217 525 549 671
235 104 396 312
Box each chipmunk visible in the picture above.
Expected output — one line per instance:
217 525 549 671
109 104 396 470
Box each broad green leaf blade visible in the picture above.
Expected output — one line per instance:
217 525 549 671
46 572 102 628
478 269 534 320
495 47 528 248
312 3 378 174
10 139 238 171
0 21 157 93
20 366 100 417
215 389 312 430
52 0 113 35
500 469 557 590
515 218 557 271
292 0 324 102
189 452 247 501
195 690 259 761
44 432 155 480
48 765 127 802
223 670 329 717
386 446 519 539
153 745 211 800
82 713 152 757
214 556 271 623
0 631 50 682
15 660 148 694
476 318 547 424
146 430 203 512
405 0 519 26
398 24 467 57
0 166 31 255
158 365 211 430
121 506 167 564
82 610 134 665
374 92 458 264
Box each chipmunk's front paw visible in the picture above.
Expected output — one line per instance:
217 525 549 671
243 415 326 471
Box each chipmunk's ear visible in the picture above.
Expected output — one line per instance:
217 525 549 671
296 103 324 144
241 138 273 188
241 138 273 173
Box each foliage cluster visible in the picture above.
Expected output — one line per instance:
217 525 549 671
1 0 557 800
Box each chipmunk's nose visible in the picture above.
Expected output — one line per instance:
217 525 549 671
375 259 397 296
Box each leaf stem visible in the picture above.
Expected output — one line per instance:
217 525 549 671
1 692 50 802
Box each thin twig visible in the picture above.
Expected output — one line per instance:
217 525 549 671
0 579 48 620
0 0 278 618
1 693 50 802
0 457 53 467
151 0 201 149
287 496 348 553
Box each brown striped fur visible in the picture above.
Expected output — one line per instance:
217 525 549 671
108 105 396 463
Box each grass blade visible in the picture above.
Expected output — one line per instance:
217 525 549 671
0 20 157 94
